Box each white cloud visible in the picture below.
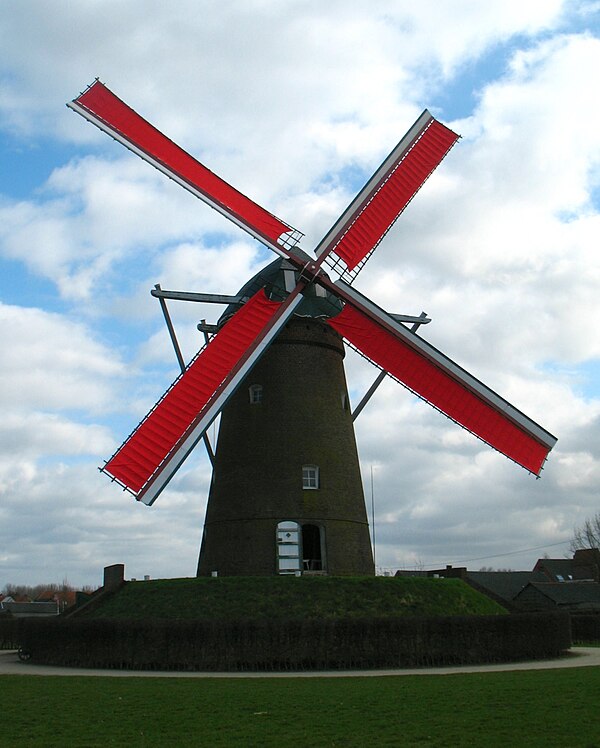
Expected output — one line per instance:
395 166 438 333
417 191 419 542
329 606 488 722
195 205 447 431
0 156 228 302
0 302 123 411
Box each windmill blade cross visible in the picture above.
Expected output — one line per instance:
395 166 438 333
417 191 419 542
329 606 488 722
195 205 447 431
69 80 556 502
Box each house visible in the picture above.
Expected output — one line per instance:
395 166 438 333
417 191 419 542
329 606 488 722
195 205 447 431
0 601 59 617
0 588 92 617
464 570 549 610
534 549 600 582
514 582 600 612
35 589 79 612
395 548 600 612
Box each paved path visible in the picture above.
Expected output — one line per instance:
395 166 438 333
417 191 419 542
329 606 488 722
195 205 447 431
1 647 599 678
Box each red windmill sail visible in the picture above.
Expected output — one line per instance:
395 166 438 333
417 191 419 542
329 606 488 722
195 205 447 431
68 80 299 257
103 288 304 504
315 110 459 274
325 285 555 475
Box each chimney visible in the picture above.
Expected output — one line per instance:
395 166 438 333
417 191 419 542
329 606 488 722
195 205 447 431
103 564 125 590
573 549 600 581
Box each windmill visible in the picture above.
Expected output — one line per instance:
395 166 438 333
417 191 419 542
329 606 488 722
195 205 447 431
69 80 557 576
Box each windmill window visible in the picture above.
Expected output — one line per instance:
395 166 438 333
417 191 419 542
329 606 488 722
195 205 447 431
302 464 319 490
249 384 263 404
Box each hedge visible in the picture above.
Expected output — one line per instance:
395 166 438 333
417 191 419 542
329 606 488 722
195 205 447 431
16 612 571 671
571 614 600 643
0 616 20 650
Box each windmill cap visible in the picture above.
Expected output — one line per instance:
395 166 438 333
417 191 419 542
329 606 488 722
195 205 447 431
218 254 343 326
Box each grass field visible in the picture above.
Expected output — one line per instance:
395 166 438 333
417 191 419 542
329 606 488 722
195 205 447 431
80 575 506 620
2 667 599 747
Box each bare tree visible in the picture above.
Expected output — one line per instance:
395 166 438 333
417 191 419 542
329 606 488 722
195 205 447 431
2 581 75 599
570 512 600 553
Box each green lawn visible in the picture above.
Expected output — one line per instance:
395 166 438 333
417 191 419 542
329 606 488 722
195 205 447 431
2 667 599 747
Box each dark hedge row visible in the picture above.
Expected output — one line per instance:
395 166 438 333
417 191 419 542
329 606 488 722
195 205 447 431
571 614 600 643
16 612 571 671
0 616 20 650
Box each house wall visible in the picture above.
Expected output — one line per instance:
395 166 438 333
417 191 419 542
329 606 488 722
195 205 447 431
513 586 556 611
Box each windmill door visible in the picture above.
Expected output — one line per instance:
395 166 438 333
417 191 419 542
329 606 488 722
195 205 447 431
276 521 302 574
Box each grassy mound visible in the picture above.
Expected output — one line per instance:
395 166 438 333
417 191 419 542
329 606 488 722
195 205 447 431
80 575 506 621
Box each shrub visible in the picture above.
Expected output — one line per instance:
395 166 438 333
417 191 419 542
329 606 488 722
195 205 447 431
19 612 571 671
0 616 23 650
571 613 600 643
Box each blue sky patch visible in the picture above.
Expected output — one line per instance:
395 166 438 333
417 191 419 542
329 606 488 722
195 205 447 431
0 135 86 199
542 358 600 399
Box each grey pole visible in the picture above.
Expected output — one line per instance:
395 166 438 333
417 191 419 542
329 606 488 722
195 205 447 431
154 284 215 466
352 311 430 421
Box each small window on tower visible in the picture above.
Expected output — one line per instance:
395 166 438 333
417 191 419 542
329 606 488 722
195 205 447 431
302 464 319 490
249 384 263 404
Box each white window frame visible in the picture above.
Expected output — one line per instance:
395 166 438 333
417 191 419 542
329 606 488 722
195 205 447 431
302 464 319 490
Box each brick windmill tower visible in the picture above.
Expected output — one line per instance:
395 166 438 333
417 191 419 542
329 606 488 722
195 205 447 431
69 81 557 577
197 256 375 576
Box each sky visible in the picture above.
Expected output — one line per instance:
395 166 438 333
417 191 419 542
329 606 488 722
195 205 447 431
1 0 600 587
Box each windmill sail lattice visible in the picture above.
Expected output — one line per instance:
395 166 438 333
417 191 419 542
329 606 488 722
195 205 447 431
69 80 557 514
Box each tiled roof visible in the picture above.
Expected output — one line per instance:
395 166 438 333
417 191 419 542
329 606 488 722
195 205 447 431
517 582 600 605
534 558 576 581
466 571 548 602
1 601 58 617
